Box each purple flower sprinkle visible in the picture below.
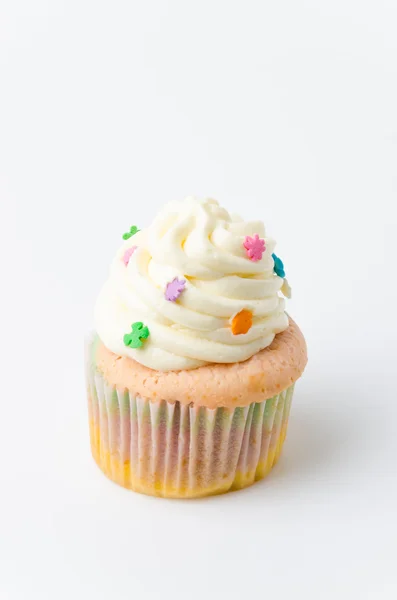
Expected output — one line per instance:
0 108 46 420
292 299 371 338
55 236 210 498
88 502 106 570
165 277 186 302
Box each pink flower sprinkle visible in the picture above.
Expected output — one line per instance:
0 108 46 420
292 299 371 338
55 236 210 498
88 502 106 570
243 234 266 262
123 246 137 266
165 277 186 302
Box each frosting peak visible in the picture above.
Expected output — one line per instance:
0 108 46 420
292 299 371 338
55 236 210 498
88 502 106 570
95 197 289 371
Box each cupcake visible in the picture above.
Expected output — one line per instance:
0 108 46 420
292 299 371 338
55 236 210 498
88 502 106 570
86 197 307 498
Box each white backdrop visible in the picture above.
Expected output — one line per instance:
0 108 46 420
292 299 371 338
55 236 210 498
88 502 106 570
1 1 396 599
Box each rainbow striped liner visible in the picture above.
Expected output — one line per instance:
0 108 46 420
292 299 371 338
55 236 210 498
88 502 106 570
86 339 295 498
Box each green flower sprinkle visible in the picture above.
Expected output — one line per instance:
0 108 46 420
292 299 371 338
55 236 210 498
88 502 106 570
123 322 150 349
122 225 140 240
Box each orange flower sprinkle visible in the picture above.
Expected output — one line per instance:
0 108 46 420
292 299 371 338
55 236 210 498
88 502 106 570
230 309 253 335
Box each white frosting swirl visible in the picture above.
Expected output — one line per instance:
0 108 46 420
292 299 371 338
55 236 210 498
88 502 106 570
95 197 289 371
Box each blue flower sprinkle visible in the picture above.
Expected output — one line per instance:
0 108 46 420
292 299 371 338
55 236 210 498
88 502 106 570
272 253 285 278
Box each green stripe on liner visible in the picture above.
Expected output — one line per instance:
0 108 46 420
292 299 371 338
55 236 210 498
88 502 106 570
88 333 101 369
120 390 131 415
264 395 278 420
129 394 137 418
251 402 263 425
231 406 246 430
110 388 119 412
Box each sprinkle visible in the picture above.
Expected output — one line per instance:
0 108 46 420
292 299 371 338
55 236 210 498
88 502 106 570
272 253 285 278
281 278 292 299
123 322 150 349
123 246 137 266
243 234 266 262
165 277 186 302
122 225 140 240
230 309 253 335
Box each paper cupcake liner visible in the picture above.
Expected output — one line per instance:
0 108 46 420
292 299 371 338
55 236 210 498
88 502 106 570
86 342 295 498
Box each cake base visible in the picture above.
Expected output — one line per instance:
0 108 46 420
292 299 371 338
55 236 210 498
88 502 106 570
87 373 294 499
